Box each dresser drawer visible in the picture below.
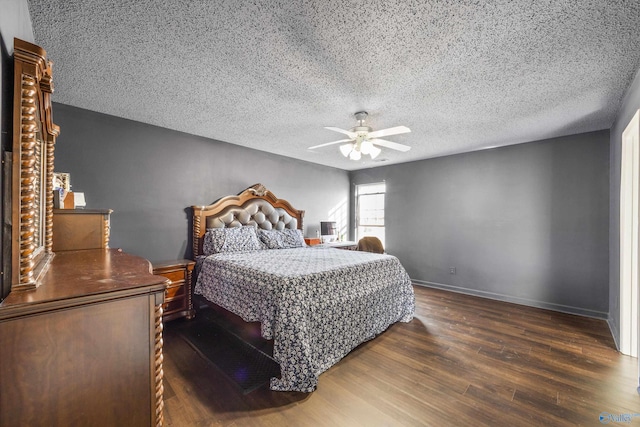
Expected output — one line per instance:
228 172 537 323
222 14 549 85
165 283 186 300
162 270 186 284
163 297 187 313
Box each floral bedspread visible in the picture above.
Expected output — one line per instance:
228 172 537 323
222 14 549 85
194 247 415 392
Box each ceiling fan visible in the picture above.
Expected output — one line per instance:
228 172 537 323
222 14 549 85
309 111 411 160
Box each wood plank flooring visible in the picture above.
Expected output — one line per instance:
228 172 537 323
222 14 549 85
162 286 639 426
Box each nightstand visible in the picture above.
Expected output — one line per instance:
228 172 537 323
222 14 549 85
152 259 196 322
304 237 321 246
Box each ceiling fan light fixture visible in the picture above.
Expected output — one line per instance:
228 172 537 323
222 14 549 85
311 111 411 161
360 140 373 155
369 145 382 159
339 143 353 157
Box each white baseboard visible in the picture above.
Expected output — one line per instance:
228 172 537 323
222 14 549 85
412 279 609 320
607 315 621 351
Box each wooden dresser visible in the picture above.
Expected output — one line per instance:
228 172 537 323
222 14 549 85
52 208 112 251
153 259 196 322
1 40 166 426
0 249 168 426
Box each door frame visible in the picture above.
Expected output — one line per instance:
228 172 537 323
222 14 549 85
620 109 640 358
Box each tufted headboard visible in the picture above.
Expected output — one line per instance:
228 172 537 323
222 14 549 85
192 183 305 257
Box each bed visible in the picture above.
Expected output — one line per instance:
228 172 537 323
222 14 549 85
192 184 415 392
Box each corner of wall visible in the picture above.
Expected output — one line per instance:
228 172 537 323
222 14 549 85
607 314 621 351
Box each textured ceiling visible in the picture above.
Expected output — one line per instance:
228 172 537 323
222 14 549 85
27 0 640 171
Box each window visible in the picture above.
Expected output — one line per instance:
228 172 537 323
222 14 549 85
356 182 386 247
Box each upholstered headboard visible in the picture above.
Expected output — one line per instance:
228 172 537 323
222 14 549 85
192 183 305 257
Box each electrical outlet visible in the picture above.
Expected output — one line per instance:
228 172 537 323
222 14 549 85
449 267 456 275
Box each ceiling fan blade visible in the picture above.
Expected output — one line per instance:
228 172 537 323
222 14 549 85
367 126 411 139
369 138 412 152
324 127 357 139
308 139 353 150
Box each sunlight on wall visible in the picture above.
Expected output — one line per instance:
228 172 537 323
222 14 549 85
327 198 348 241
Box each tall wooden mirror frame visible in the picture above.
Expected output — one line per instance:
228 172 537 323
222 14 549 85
10 38 59 291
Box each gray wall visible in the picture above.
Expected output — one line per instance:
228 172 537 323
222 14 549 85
0 0 34 301
609 67 640 347
53 103 349 263
0 1 34 146
351 131 610 318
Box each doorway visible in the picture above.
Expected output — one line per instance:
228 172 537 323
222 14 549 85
620 109 640 358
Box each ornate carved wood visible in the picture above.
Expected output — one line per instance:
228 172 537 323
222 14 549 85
4 41 166 425
11 38 59 291
185 266 194 320
191 183 305 257
103 212 111 248
154 303 164 426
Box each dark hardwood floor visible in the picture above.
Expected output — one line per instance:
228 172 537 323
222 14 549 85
162 285 639 426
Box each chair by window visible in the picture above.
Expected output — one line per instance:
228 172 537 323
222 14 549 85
356 236 384 254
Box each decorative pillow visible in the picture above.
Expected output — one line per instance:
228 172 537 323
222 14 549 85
202 226 263 255
258 228 306 249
